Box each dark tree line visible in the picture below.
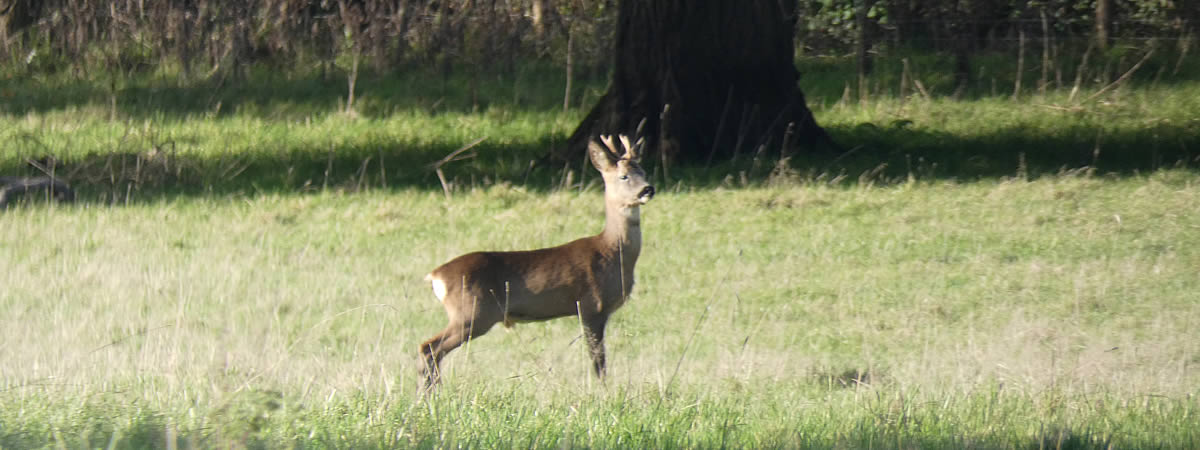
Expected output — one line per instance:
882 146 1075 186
1 0 1192 80
0 0 618 79
800 0 1194 52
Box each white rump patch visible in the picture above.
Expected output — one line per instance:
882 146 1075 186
427 274 448 303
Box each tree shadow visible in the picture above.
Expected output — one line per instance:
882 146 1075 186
1 62 1196 206
667 119 1197 191
0 135 574 206
2 117 1193 209
807 120 1198 181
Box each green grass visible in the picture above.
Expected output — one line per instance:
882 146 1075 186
3 178 1198 447
2 54 1199 447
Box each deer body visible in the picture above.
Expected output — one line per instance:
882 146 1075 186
420 135 654 389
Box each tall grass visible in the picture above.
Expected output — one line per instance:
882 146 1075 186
3 176 1198 447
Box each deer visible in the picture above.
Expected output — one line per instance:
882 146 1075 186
419 134 655 390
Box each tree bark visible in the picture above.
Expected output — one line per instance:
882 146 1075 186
1094 0 1111 51
0 0 39 48
950 0 974 98
856 0 876 104
561 0 837 166
531 0 548 40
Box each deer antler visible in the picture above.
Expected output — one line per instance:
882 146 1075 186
599 134 644 161
598 134 621 161
618 135 645 161
618 135 634 160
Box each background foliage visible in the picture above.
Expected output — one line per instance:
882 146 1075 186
1 0 1193 80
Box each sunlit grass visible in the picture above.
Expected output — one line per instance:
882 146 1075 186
2 172 1198 447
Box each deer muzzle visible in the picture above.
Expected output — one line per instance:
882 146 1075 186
637 185 656 204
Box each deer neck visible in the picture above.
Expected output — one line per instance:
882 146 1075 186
600 197 642 264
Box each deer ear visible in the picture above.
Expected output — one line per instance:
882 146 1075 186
589 138 618 172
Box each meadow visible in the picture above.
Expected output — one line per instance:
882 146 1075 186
1 51 1199 448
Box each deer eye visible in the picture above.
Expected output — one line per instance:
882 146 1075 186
619 174 629 180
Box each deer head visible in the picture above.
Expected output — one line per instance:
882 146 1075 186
589 134 655 209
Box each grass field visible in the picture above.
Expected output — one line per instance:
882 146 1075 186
2 53 1199 448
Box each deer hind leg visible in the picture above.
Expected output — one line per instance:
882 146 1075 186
418 325 458 390
582 314 610 379
418 314 498 390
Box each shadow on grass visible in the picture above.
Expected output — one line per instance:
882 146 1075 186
0 135 569 206
1 118 1194 208
809 120 1199 181
1 59 1196 206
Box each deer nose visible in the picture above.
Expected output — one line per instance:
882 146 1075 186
638 186 656 200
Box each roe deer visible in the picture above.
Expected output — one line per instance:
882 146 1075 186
420 135 655 389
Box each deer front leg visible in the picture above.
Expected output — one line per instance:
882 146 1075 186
583 314 610 379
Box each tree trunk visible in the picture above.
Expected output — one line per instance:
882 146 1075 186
950 0 974 98
562 0 837 166
856 0 876 105
0 0 39 50
1094 0 1110 51
885 0 909 48
531 0 548 40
